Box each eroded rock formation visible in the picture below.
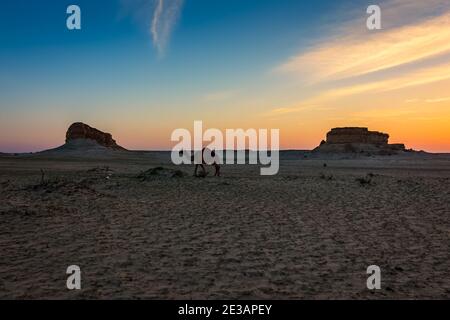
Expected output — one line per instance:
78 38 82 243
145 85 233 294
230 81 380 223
326 128 389 145
314 127 406 154
66 122 126 150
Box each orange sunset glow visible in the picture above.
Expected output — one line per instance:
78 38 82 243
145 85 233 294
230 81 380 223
1 0 449 153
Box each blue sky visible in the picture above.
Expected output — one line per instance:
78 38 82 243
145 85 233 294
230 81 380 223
1 0 450 152
0 0 350 101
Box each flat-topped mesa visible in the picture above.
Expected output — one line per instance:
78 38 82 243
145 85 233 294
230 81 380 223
326 127 389 145
66 122 126 150
315 127 407 154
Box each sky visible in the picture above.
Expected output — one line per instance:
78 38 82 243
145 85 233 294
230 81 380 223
1 0 450 152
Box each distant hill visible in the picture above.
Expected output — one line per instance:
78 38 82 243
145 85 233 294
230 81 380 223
39 122 128 156
65 122 126 150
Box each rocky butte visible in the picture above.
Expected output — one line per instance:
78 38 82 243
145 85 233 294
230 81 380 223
40 122 127 155
65 122 126 150
314 127 407 154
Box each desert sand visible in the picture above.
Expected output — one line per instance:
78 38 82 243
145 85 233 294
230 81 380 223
0 151 449 299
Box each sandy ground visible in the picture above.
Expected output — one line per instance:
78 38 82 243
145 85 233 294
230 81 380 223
0 151 449 299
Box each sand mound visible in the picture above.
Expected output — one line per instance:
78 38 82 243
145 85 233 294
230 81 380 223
137 167 187 181
39 139 128 157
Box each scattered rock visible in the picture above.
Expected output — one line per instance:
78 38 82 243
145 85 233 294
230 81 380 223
87 166 114 180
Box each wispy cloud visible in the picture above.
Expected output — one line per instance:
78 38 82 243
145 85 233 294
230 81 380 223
405 97 450 103
120 0 184 56
266 61 450 116
263 104 331 117
426 97 450 103
151 0 184 57
275 9 450 83
268 0 450 117
351 107 417 119
324 62 450 98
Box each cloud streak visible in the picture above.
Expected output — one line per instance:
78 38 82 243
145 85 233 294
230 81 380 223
324 62 450 98
151 0 184 57
426 97 450 103
275 9 450 83
268 0 450 117
267 61 450 117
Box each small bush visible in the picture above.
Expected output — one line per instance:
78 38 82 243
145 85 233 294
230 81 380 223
356 174 374 186
172 170 186 178
138 167 186 181
320 173 334 181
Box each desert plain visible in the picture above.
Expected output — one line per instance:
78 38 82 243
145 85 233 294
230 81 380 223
0 150 449 299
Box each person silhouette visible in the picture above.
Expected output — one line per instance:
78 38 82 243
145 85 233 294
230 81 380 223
211 149 221 177
194 148 221 177
194 148 207 177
